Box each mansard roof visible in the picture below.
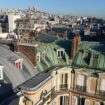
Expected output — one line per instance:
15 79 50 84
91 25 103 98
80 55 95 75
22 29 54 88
36 39 71 71
73 41 105 70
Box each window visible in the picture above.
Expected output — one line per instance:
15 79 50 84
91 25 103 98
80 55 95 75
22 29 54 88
15 59 23 70
83 51 91 65
42 51 46 58
72 96 78 105
57 49 64 58
36 52 41 62
61 73 68 84
85 99 90 105
65 73 68 84
60 96 69 105
61 74 63 84
77 75 85 86
95 102 100 105
100 79 105 91
0 65 3 80
92 54 99 68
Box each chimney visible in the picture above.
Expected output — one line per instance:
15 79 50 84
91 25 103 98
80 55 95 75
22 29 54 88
71 34 81 59
15 37 37 67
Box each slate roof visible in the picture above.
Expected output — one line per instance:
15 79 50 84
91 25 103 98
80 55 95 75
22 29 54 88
0 45 38 102
0 45 38 88
20 72 51 91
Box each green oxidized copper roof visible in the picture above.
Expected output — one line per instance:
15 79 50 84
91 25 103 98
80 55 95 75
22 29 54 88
73 41 105 71
36 36 71 71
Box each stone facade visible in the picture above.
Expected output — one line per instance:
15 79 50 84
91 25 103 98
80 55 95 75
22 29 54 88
20 67 105 105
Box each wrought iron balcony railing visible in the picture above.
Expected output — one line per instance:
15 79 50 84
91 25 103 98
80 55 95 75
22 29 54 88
60 84 68 90
99 90 105 97
75 85 86 92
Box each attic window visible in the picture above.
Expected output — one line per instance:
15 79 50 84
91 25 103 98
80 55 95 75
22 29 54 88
83 51 91 65
15 59 23 70
0 65 4 80
57 49 64 58
36 52 41 62
42 51 46 58
92 54 99 68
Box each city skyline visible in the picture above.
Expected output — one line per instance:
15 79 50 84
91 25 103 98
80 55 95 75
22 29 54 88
0 0 105 17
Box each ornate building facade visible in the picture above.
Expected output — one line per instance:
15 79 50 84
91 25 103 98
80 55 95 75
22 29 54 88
19 66 105 105
18 34 105 105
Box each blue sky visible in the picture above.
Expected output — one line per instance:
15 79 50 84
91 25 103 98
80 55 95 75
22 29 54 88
0 0 105 17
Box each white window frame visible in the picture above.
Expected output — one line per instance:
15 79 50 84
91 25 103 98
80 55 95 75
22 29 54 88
57 49 65 58
36 52 41 62
0 65 4 80
15 58 23 70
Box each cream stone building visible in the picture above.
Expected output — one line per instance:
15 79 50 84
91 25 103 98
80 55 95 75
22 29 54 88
19 66 105 105
17 34 105 105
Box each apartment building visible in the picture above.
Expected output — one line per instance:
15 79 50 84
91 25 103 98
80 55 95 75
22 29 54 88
19 66 105 105
18 34 105 105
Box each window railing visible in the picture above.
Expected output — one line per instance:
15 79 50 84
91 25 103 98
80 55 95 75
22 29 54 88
75 85 86 92
60 84 68 90
99 90 105 97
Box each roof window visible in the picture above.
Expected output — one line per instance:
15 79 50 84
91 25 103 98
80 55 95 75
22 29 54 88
57 49 65 58
15 59 23 70
0 65 3 80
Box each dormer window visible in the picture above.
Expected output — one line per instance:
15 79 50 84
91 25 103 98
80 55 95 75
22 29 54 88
42 51 46 58
57 49 65 58
36 52 41 62
92 53 99 68
0 65 4 80
15 59 23 70
83 51 91 65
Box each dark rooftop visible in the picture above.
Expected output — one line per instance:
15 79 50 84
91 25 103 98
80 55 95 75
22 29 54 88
19 72 51 91
36 35 57 43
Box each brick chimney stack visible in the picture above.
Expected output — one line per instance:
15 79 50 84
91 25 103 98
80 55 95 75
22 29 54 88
15 36 37 67
71 34 81 59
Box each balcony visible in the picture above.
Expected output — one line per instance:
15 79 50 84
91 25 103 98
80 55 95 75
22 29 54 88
70 87 105 100
60 84 68 90
99 90 105 97
75 85 86 92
